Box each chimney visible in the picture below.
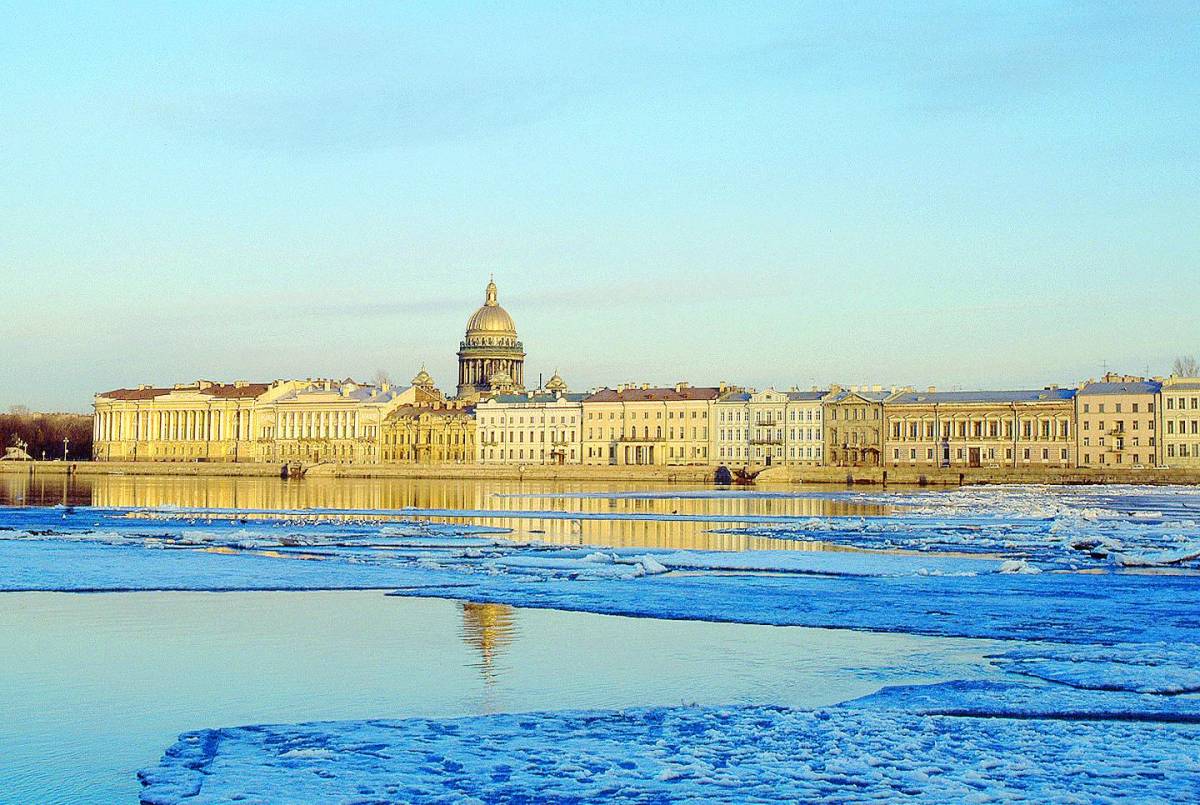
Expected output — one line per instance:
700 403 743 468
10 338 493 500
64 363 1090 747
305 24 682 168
927 385 936 393
675 381 690 392
872 384 883 393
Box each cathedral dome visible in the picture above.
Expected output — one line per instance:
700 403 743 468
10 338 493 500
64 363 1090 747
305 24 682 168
466 278 517 336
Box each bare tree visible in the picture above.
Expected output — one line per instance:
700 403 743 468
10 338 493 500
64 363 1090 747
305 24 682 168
1172 355 1199 377
372 369 393 387
0 411 92 459
7 404 30 415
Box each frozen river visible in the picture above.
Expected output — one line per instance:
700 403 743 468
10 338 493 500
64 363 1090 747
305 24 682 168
1 475 1198 801
0 591 993 803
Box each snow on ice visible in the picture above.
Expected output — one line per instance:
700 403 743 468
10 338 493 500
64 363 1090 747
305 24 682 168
139 687 1200 804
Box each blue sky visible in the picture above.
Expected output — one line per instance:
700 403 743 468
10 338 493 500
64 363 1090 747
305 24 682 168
1 2 1196 412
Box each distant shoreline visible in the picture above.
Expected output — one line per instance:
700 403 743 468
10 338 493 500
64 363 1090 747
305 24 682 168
3 461 1198 487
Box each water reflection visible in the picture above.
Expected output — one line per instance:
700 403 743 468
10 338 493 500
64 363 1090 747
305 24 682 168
460 602 518 694
0 591 997 804
0 472 884 552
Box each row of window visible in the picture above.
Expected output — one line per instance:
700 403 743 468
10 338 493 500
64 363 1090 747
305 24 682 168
1081 419 1152 431
1166 396 1200 410
1081 402 1153 413
478 415 577 426
717 428 821 441
586 410 708 420
1080 453 1149 465
718 446 823 459
717 409 822 423
889 420 1071 440
480 448 578 461
829 407 880 421
892 447 1070 462
477 430 575 444
1081 436 1154 447
386 432 469 446
583 428 708 440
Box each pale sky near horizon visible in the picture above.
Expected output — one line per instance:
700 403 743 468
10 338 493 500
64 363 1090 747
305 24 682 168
2 2 1197 412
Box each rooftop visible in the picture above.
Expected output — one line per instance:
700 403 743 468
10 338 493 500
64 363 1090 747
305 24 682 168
584 386 722 403
888 389 1077 405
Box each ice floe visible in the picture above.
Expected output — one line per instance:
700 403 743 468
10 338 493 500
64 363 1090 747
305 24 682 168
139 683 1200 804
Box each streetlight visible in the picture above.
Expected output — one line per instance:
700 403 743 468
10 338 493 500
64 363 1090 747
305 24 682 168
63 437 70 462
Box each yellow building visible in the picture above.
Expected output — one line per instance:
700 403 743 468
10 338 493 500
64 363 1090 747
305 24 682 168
1161 376 1200 468
884 388 1076 469
1075 375 1161 469
93 380 273 462
581 383 718 466
381 402 475 464
92 279 512 465
824 387 893 467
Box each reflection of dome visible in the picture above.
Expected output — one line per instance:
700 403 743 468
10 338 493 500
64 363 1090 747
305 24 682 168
461 602 517 687
466 279 517 336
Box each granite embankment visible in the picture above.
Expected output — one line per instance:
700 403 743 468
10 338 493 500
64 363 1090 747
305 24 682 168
2 461 1198 486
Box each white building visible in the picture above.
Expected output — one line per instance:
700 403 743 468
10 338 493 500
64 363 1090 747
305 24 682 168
254 377 442 464
713 390 751 465
782 390 826 465
475 377 585 465
746 388 826 466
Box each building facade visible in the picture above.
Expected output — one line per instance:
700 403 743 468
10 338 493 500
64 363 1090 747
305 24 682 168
93 380 272 462
1075 375 1161 469
885 388 1077 468
1161 376 1200 468
582 384 718 466
252 376 443 465
713 391 751 465
824 388 892 467
475 382 585 465
457 278 525 399
381 402 475 464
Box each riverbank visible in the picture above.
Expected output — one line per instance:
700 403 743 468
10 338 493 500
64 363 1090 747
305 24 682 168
2 460 1198 486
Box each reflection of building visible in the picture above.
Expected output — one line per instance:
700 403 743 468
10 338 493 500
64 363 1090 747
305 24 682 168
475 374 584 465
582 384 720 466
460 602 516 684
1161 375 1200 468
457 278 526 399
1076 375 1160 469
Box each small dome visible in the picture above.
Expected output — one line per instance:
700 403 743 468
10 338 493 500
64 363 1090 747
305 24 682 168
489 370 515 391
545 371 568 393
411 365 435 389
466 278 517 335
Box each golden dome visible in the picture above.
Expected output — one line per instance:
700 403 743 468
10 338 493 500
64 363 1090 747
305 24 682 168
466 278 517 335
